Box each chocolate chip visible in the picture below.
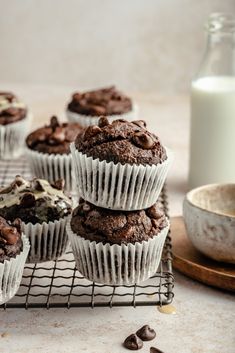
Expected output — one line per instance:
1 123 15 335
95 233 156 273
119 225 134 240
132 120 147 128
133 132 155 149
14 175 24 187
136 325 156 341
72 92 82 101
12 218 22 233
84 125 102 139
92 105 106 115
150 347 164 353
0 91 14 102
1 226 18 245
50 116 60 130
20 193 36 208
82 203 91 212
5 107 19 116
147 205 164 220
33 179 45 192
123 334 143 350
98 116 110 128
52 179 65 190
113 118 126 123
50 127 65 144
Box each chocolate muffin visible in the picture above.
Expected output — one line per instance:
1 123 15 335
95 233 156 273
0 215 30 305
75 117 167 165
71 117 172 211
0 216 23 263
26 116 82 155
0 176 72 224
0 91 30 159
71 200 167 245
0 176 72 263
67 200 169 285
0 91 27 125
68 86 132 116
26 116 83 192
66 86 138 127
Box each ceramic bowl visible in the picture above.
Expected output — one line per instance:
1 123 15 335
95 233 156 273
183 184 235 264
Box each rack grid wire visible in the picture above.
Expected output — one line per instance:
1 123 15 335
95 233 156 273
0 157 174 309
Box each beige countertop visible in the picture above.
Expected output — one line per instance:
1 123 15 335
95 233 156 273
0 84 234 353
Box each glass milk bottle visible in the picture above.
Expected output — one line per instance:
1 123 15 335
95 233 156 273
189 13 235 189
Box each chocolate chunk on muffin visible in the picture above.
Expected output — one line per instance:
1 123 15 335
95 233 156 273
0 175 72 224
71 200 167 245
68 86 132 116
0 216 23 262
67 200 169 285
0 91 27 125
26 116 82 155
75 118 167 165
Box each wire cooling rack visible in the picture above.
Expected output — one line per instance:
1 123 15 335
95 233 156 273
0 157 174 309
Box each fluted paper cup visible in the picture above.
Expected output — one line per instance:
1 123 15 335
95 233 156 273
0 234 30 305
67 218 169 285
71 142 173 211
0 113 32 159
26 147 76 193
66 103 139 127
22 217 69 263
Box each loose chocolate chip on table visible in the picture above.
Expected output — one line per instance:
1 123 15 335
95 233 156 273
150 347 164 353
123 333 143 350
136 325 156 341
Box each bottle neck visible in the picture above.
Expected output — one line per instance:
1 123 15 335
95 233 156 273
195 31 235 79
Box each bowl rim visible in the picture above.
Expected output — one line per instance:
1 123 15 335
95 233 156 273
185 183 235 218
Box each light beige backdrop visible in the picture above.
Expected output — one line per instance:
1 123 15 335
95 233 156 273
0 0 234 93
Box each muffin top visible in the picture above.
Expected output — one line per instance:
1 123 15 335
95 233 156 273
0 176 72 224
0 91 27 125
0 216 23 263
67 86 132 116
26 116 83 154
71 199 167 245
75 117 167 165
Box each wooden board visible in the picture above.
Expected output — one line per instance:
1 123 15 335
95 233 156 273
171 216 235 292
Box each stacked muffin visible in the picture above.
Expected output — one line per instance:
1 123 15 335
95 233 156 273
67 117 173 285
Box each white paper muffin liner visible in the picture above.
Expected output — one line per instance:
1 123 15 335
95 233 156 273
67 218 170 285
22 217 69 263
71 142 173 211
0 234 30 305
26 147 76 193
0 112 32 159
66 103 139 127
